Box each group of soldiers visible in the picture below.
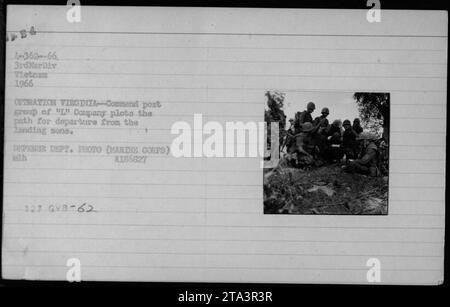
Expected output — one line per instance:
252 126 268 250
264 91 388 177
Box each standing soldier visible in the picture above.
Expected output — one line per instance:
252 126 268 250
311 107 330 159
294 101 316 133
342 119 358 160
343 132 380 176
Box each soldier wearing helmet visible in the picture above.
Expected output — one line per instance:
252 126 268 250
322 119 343 162
342 119 358 160
287 122 315 167
325 119 342 139
309 107 330 159
312 107 330 131
343 132 380 176
294 101 316 133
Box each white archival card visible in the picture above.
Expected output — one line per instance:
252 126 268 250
2 6 447 284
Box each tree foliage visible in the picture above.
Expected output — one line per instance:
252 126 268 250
353 92 390 138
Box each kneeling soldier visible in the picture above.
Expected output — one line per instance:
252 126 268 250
343 132 379 176
287 122 315 167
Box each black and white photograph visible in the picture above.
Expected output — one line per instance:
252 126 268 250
1 2 446 289
264 91 389 215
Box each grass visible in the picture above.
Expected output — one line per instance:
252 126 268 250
263 163 388 215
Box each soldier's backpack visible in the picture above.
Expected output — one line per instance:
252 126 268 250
294 111 303 132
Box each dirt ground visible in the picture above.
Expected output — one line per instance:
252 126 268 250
263 163 388 215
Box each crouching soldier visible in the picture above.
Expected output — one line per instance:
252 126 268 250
343 132 379 176
286 122 315 167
